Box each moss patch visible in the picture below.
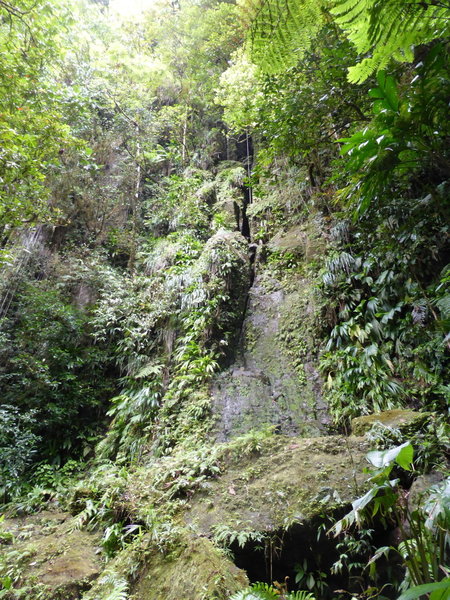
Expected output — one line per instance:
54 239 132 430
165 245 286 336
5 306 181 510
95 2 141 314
132 535 248 600
0 510 102 599
351 409 431 436
185 434 369 535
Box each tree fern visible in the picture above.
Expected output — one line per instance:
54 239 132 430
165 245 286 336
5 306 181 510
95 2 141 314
239 0 449 80
238 0 324 72
331 0 450 82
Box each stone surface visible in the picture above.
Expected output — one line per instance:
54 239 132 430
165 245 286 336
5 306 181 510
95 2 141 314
0 510 102 599
186 434 369 534
351 409 431 436
212 273 328 441
133 536 248 600
268 222 326 261
408 472 445 510
121 434 369 600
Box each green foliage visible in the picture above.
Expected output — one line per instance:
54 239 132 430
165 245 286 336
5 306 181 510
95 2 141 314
94 570 130 600
338 47 450 216
151 445 221 500
331 528 376 579
0 282 114 467
331 0 450 83
239 0 324 73
219 24 369 172
294 559 328 595
239 0 449 82
224 426 276 457
72 463 129 529
0 405 40 500
0 0 92 227
230 582 315 600
366 418 450 473
331 443 450 594
144 170 212 238
212 523 266 550
331 442 415 535
320 49 449 421
216 49 262 132
397 578 450 600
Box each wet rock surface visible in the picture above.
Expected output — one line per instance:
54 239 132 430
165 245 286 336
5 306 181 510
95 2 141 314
212 273 328 440
186 435 369 534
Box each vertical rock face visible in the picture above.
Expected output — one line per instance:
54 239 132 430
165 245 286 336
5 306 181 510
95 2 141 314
212 268 329 440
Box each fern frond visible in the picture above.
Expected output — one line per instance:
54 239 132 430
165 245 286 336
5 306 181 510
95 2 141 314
99 571 130 600
229 582 316 600
436 295 450 320
229 582 280 599
240 0 449 79
289 592 316 600
239 0 325 72
331 0 450 82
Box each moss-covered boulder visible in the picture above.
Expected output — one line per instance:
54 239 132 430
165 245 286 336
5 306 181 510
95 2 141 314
0 510 102 599
111 434 369 600
267 221 326 261
186 434 369 534
351 409 431 436
132 536 248 600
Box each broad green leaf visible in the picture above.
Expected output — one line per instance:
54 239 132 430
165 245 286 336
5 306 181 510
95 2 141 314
366 441 414 471
397 578 450 600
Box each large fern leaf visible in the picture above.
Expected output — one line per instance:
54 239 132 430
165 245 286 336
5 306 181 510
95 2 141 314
239 0 324 73
239 0 449 80
331 0 450 82
230 582 316 600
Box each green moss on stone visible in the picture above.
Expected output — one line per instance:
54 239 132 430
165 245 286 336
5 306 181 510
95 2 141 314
351 409 432 436
132 536 248 600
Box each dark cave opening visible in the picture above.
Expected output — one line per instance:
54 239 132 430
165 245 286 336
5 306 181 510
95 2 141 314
229 520 403 599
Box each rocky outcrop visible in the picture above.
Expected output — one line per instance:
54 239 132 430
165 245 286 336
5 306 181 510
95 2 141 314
351 409 431 436
133 536 248 600
0 511 102 599
212 272 328 440
186 435 368 534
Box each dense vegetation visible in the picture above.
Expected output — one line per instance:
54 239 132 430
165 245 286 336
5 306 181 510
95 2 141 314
0 0 448 599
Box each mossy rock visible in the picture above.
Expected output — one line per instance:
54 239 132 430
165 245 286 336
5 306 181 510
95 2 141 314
0 510 102 599
351 409 431 436
186 434 369 534
268 222 326 262
132 535 248 600
408 472 445 511
268 226 307 255
212 271 327 441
